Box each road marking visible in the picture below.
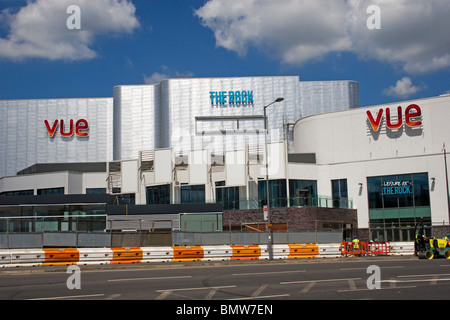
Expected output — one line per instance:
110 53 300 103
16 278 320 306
300 282 316 294
227 294 290 300
338 286 416 293
155 285 237 300
155 291 171 300
339 266 404 271
204 289 217 300
28 294 105 300
108 275 191 282
156 285 237 293
382 278 450 284
232 270 305 276
348 279 357 290
252 284 268 297
281 277 362 285
397 273 450 278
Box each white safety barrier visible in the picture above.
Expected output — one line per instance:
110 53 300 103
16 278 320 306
271 244 290 260
389 242 415 256
202 245 233 261
141 247 173 263
0 242 416 268
317 243 342 258
77 248 113 266
2 249 45 267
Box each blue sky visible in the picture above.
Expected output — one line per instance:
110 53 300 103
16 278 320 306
0 0 449 107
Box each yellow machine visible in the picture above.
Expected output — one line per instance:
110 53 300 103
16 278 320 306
415 219 450 259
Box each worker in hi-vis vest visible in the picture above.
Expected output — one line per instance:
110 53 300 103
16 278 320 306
352 235 360 251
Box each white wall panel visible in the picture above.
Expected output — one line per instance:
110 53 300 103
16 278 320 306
225 150 246 186
154 149 173 183
267 141 287 179
189 149 208 185
121 160 138 193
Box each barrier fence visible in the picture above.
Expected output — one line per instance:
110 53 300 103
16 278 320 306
0 242 415 268
339 241 391 256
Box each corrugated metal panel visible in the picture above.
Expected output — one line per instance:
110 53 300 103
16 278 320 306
0 77 359 178
113 85 157 161
0 98 114 179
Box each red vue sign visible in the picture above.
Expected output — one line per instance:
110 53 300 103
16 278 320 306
366 104 422 132
44 119 89 138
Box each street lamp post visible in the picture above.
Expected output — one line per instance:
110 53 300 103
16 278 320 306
263 97 284 260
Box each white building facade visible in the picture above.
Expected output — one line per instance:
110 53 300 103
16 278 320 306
292 94 450 240
2 75 449 240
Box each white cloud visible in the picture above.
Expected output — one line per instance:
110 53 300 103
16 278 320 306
383 77 425 98
196 0 352 65
144 67 194 84
0 0 139 61
196 0 450 74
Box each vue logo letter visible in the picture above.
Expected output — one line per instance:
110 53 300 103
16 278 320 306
45 119 89 138
367 104 422 132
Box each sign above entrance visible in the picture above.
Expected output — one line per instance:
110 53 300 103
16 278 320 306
210 91 254 107
382 180 412 195
366 104 422 132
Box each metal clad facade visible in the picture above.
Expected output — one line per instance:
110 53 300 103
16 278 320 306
0 98 113 178
0 76 359 178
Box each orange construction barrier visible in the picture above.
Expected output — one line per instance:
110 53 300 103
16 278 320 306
367 241 391 256
339 242 367 256
43 248 79 266
288 244 318 259
230 245 261 260
172 246 204 262
111 247 143 264
340 241 391 256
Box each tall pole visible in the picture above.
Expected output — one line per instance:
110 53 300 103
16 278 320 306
264 97 284 260
444 143 450 223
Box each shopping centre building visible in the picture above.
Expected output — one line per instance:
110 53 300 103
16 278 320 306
0 75 449 241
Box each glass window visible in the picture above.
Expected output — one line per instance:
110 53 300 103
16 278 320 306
331 179 348 208
367 172 431 242
368 176 382 209
181 185 205 204
412 173 430 207
258 179 287 208
215 181 240 210
146 185 171 205
37 187 64 196
0 190 34 197
367 173 430 211
116 193 135 205
86 188 106 195
289 180 317 206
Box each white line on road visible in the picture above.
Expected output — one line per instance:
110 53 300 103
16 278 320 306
251 284 268 297
280 278 362 285
382 278 450 284
227 294 290 300
397 273 450 278
339 266 404 271
155 285 237 300
108 275 191 282
156 285 237 293
28 294 105 300
299 282 316 294
337 286 417 293
233 270 306 276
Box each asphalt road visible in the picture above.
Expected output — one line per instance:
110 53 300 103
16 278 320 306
1 256 450 302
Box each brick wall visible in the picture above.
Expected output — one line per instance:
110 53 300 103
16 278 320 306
223 207 358 233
